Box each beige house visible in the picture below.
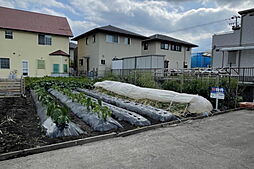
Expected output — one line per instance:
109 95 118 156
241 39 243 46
0 6 72 78
72 25 147 76
73 25 197 76
142 34 198 69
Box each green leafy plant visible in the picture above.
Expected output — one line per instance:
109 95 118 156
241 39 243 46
34 86 70 127
54 87 112 121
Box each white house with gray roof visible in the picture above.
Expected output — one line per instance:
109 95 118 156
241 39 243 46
142 34 198 69
73 25 197 76
212 8 254 68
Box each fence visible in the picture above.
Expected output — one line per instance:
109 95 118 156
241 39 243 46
110 67 254 84
0 77 25 98
221 67 254 84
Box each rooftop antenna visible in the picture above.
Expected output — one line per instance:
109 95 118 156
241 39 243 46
229 15 241 30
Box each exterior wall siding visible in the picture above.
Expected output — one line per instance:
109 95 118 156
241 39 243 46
0 29 69 78
212 12 254 68
142 41 192 69
77 34 99 74
77 32 142 76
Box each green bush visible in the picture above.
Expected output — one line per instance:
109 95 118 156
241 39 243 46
162 80 181 92
161 77 242 109
25 76 93 90
136 72 159 89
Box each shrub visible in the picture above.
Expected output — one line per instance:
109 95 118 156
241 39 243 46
162 80 181 92
136 72 159 89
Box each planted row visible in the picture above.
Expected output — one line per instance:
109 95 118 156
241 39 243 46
26 76 93 90
32 87 84 138
34 86 70 127
49 88 122 131
53 86 112 121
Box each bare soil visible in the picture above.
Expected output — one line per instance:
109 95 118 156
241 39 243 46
0 91 137 154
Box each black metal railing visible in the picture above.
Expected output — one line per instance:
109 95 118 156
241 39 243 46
110 67 254 84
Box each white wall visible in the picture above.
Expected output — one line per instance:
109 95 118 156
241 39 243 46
142 40 192 69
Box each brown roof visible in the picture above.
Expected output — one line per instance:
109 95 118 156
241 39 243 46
0 6 73 37
49 50 69 56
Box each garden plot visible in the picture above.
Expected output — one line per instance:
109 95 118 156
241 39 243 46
77 89 178 122
95 80 213 114
72 91 151 127
48 88 123 132
31 90 84 138
0 77 214 156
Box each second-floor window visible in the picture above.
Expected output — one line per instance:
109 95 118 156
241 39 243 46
124 37 131 45
144 42 148 50
38 34 52 45
93 35 96 43
106 34 118 43
161 42 169 50
5 30 13 39
171 44 181 52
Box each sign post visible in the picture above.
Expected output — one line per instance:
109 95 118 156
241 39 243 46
210 87 225 110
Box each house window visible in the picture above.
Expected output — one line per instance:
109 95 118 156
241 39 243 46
144 42 148 50
37 60 45 69
63 64 68 73
5 30 13 39
186 47 190 51
161 42 169 50
93 35 96 43
183 61 188 68
53 64 59 73
106 34 118 43
86 37 89 45
38 34 52 45
22 61 29 76
79 59 83 66
228 51 237 65
0 58 10 69
171 44 181 52
124 37 131 45
101 59 105 65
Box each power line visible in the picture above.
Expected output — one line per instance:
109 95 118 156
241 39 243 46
168 18 231 33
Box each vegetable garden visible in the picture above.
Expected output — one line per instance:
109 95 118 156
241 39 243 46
1 76 219 154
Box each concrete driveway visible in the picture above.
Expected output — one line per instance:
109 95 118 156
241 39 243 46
1 109 254 169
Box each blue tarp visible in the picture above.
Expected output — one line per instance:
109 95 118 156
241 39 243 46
191 52 212 68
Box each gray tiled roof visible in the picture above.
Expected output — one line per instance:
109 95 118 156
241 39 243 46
72 25 147 40
69 42 77 49
238 8 254 15
144 34 198 47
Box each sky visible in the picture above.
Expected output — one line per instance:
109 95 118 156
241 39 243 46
0 0 253 52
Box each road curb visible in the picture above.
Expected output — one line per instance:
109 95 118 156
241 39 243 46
0 132 117 161
0 107 243 161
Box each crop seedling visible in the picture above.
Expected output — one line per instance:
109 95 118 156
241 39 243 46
54 87 112 121
34 86 70 127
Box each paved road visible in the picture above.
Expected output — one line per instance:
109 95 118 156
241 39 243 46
1 110 254 169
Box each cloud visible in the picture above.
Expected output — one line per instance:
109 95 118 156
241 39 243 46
0 0 252 51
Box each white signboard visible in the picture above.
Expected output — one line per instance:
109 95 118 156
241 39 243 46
210 87 225 99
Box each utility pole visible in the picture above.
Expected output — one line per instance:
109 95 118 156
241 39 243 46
229 15 241 30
